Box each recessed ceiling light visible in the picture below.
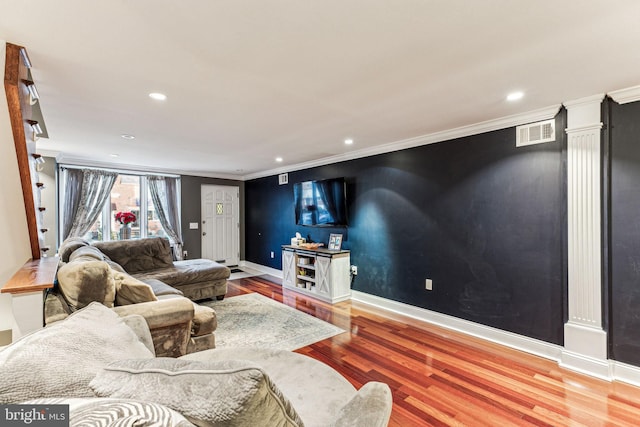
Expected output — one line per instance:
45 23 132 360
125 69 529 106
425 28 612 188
110 154 119 158
275 157 283 162
121 134 136 140
344 138 354 145
507 91 524 101
149 92 167 101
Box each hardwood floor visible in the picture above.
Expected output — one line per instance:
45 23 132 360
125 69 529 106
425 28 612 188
226 275 640 427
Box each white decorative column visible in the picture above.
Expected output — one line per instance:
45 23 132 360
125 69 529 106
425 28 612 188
561 94 609 379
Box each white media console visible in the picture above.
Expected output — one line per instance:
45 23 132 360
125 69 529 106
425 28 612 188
281 245 351 304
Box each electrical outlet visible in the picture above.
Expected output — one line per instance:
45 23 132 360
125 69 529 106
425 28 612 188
183 250 188 258
351 265 358 275
270 251 275 259
425 278 433 291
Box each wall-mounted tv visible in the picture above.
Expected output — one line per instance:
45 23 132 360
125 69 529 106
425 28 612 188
294 178 348 227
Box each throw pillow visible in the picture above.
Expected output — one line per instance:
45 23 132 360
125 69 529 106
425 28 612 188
0 302 154 403
58 237 90 262
68 245 107 262
25 397 194 427
112 270 158 306
57 259 116 310
90 358 304 427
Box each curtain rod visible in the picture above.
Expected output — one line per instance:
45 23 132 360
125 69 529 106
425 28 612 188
58 163 180 179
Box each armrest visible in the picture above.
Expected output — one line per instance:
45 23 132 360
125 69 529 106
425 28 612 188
331 382 392 427
113 297 195 357
113 297 194 330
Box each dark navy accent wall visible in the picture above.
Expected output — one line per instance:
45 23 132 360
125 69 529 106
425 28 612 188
246 114 567 344
609 99 640 365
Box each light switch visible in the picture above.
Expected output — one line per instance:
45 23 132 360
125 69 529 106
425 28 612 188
189 222 199 230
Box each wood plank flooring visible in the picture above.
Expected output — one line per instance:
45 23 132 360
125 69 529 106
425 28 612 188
226 275 640 426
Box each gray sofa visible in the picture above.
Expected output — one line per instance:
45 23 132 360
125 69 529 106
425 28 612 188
46 236 225 356
92 237 230 301
0 303 392 426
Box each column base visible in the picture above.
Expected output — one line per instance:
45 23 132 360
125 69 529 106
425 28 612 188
561 322 610 380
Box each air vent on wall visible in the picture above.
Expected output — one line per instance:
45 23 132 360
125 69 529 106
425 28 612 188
278 173 288 185
516 119 555 147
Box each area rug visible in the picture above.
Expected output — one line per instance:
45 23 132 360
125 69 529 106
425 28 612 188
201 293 345 350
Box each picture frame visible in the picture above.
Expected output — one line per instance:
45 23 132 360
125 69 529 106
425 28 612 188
328 233 343 251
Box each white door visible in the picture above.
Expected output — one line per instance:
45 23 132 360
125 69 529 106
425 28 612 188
201 185 239 266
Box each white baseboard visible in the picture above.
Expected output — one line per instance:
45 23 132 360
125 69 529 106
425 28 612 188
239 260 283 278
243 263 640 386
612 361 640 388
351 290 563 362
560 350 612 381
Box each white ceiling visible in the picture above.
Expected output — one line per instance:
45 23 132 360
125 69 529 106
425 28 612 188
2 1 640 179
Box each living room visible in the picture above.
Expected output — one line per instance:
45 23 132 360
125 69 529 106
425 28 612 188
3 1 640 425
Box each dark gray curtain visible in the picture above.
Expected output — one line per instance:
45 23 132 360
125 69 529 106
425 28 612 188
61 168 83 240
148 176 183 260
66 169 118 239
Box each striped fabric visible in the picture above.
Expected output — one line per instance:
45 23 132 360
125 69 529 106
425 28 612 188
25 398 194 427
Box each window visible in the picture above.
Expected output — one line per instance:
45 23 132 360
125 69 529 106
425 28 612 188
79 174 174 242
109 174 141 240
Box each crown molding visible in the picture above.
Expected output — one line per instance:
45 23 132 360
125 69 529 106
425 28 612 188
608 85 640 105
563 93 605 108
56 154 243 181
244 104 562 181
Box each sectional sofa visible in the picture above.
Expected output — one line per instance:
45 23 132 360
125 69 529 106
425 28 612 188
46 236 230 356
0 302 393 426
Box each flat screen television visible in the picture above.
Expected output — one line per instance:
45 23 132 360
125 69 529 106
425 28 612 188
294 178 348 226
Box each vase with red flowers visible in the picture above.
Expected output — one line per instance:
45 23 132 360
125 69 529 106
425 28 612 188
115 211 136 240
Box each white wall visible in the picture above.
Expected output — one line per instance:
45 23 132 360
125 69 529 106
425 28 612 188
0 41 33 335
39 157 57 251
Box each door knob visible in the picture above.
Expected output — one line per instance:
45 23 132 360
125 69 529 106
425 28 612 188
203 232 207 236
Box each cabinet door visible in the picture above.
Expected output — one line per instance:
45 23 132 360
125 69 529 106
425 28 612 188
282 250 296 288
315 255 332 297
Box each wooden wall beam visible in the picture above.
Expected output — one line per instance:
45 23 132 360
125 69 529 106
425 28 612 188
4 42 40 260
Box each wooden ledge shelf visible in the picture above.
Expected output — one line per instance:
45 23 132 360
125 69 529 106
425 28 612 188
1 256 57 295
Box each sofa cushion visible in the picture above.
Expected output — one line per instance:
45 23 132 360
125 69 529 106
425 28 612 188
58 237 90 262
0 302 154 403
57 260 116 310
191 304 217 336
143 278 184 296
93 237 174 273
25 398 193 427
106 259 127 273
133 259 230 287
332 382 393 427
90 358 304 427
112 270 158 306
